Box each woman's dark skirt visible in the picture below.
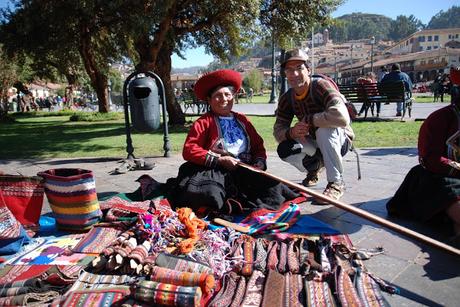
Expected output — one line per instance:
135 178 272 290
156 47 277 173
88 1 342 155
386 164 460 222
168 162 298 212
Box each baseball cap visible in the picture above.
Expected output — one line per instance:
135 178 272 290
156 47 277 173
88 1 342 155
281 48 309 67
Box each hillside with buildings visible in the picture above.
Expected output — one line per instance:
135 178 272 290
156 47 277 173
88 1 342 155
169 26 460 91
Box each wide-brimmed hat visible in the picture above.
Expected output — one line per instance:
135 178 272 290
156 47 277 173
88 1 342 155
280 48 309 67
194 69 242 101
451 66 460 85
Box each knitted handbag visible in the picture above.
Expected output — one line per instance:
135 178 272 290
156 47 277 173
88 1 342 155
37 168 102 231
0 175 44 230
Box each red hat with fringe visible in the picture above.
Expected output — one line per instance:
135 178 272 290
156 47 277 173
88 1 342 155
194 69 242 101
451 66 460 86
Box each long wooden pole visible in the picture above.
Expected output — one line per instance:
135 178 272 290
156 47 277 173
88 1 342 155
237 163 460 257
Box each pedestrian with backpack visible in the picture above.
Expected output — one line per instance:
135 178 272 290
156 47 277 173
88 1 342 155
274 48 354 203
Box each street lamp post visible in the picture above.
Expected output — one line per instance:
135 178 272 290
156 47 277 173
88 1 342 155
370 36 375 74
350 44 354 83
280 49 288 95
269 32 277 104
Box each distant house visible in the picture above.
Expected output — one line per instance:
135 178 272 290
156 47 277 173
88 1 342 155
385 28 460 55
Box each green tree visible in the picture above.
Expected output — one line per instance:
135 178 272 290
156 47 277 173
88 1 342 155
389 15 424 41
0 45 18 119
427 6 460 29
114 0 341 124
244 69 263 92
328 13 392 43
0 0 125 112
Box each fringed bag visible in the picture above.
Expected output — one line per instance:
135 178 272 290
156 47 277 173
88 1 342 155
37 168 101 231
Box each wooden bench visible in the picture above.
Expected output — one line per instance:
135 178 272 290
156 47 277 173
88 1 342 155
179 93 207 115
339 81 413 120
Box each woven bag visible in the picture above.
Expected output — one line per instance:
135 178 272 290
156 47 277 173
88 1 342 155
0 189 31 254
37 168 102 231
0 175 44 229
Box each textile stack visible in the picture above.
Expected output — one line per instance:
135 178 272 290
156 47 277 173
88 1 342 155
0 171 396 307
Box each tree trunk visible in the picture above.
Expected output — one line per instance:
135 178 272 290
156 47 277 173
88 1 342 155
0 95 8 121
78 24 109 113
135 38 185 125
155 44 185 125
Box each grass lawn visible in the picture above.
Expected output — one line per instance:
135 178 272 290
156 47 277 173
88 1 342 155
0 113 422 159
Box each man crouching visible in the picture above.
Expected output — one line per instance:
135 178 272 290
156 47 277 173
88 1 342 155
274 48 354 203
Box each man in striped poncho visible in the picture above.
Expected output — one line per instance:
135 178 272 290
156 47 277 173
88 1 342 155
273 48 354 204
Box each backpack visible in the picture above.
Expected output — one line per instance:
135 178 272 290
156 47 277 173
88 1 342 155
311 74 358 120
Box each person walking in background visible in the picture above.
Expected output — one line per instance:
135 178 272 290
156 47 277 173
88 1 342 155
248 87 254 103
381 63 413 117
273 48 354 203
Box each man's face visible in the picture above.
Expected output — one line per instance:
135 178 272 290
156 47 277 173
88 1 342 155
284 60 310 90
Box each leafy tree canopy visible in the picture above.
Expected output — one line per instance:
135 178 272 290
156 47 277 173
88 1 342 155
426 5 460 29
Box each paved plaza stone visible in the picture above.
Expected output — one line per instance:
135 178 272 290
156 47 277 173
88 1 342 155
1 101 459 306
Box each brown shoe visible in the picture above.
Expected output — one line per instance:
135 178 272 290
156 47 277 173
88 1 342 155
315 181 345 205
302 169 322 187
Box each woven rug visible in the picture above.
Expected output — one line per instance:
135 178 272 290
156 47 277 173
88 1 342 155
71 226 122 254
5 235 94 266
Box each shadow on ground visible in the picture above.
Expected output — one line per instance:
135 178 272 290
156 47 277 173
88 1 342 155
361 147 418 157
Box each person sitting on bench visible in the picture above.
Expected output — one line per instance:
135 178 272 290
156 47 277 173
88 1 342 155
381 63 412 117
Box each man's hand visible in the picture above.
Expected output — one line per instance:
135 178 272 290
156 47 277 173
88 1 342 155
290 121 310 139
218 156 239 170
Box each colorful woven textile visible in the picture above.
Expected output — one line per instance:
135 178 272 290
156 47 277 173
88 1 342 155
0 175 44 228
207 272 239 307
304 279 337 307
0 199 30 255
229 272 246 307
285 273 304 307
0 202 21 239
72 226 122 254
37 168 101 231
241 236 255 276
67 271 136 293
55 287 131 307
354 269 390 306
135 280 202 307
99 196 151 213
238 202 300 234
5 235 91 266
240 270 265 307
253 239 268 272
0 290 59 306
150 266 215 295
155 253 213 275
261 269 284 307
0 265 50 285
335 265 363 307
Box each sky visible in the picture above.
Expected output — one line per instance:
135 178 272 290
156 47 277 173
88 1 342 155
0 0 457 68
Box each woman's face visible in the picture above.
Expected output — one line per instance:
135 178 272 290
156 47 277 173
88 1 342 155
208 86 234 116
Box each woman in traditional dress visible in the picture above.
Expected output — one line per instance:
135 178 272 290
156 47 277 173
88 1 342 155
387 66 460 242
169 69 298 214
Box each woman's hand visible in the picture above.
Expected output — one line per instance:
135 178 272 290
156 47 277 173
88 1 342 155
218 156 239 170
290 121 310 139
252 160 265 170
